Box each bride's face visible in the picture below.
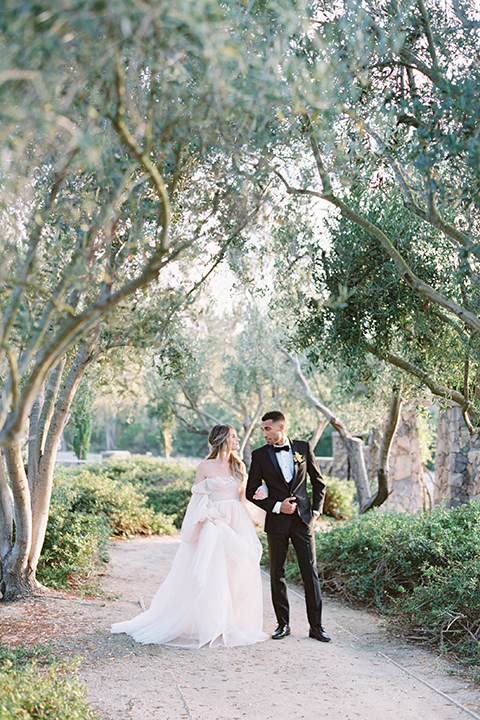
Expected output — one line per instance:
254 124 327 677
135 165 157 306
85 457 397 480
225 427 239 453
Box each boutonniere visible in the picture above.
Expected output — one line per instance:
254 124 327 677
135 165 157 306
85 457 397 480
293 452 304 464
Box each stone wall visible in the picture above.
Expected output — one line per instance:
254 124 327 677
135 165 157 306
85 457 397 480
318 410 426 512
317 405 480 512
382 409 425 513
434 406 480 507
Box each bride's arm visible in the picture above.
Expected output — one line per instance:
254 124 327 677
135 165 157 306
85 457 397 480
194 461 209 484
253 484 268 500
240 483 267 502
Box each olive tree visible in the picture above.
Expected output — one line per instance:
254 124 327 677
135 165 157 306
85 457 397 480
0 0 300 600
267 0 480 428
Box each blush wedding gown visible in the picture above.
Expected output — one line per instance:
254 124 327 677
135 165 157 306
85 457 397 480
111 475 268 648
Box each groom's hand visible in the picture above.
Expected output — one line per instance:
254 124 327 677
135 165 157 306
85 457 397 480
280 497 297 514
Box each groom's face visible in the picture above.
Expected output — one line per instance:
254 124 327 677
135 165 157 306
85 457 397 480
261 419 285 446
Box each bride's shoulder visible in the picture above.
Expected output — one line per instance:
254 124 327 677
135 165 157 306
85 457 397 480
194 459 216 484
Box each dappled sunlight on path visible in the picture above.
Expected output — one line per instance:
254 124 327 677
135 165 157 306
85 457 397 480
3 535 480 719
80 536 480 720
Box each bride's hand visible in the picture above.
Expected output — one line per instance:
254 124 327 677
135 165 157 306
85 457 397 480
253 486 268 500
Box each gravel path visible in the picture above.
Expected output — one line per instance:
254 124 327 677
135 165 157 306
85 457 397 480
3 535 480 720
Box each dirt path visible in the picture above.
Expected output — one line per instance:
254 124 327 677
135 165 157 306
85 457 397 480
3 535 480 720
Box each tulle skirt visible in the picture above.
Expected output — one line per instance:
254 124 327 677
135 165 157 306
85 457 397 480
111 498 268 648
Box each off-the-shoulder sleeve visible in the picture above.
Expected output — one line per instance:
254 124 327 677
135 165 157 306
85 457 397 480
180 480 221 544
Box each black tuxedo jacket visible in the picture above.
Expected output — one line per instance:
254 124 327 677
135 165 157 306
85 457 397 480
246 439 325 534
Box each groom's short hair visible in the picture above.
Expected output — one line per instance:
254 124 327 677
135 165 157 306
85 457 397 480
262 410 285 423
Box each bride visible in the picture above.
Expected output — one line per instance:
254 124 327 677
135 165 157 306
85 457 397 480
111 424 268 648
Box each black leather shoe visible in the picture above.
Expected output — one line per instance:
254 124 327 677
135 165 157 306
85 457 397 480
272 624 291 639
309 626 331 642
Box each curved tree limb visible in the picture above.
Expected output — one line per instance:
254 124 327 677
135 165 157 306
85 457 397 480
360 388 402 513
365 343 468 407
276 127 480 334
280 348 372 508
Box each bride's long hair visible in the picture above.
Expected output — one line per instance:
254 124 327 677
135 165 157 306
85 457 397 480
206 424 246 486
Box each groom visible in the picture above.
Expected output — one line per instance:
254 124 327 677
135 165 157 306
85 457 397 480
246 410 330 642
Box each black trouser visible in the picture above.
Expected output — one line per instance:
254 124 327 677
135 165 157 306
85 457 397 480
267 511 322 629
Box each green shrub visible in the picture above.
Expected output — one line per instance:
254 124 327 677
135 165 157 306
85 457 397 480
145 480 192 528
82 455 195 489
59 457 195 529
322 475 356 520
0 644 98 720
39 466 177 589
53 468 176 537
311 501 480 665
394 558 480 665
38 506 110 588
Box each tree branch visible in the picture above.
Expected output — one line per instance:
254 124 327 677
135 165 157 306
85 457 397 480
280 349 349 437
281 348 372 507
178 381 221 431
416 0 439 70
112 55 170 253
275 159 480 334
365 343 476 429
239 393 263 457
0 144 79 349
361 388 402 513
363 125 475 251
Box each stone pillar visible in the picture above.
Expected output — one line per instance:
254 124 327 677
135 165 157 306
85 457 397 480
330 431 349 480
383 409 425 513
434 405 470 507
467 433 480 498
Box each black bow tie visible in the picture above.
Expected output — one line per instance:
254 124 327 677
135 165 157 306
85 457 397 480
273 445 290 453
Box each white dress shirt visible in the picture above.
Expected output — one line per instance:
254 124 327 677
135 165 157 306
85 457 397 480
272 442 294 514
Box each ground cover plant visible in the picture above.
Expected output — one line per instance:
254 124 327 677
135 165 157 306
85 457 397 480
283 502 480 667
0 643 98 720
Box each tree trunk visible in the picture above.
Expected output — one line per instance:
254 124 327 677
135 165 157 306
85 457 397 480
29 343 94 573
2 443 36 600
310 416 328 451
0 341 95 601
1 553 37 602
27 381 44 491
0 452 14 595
